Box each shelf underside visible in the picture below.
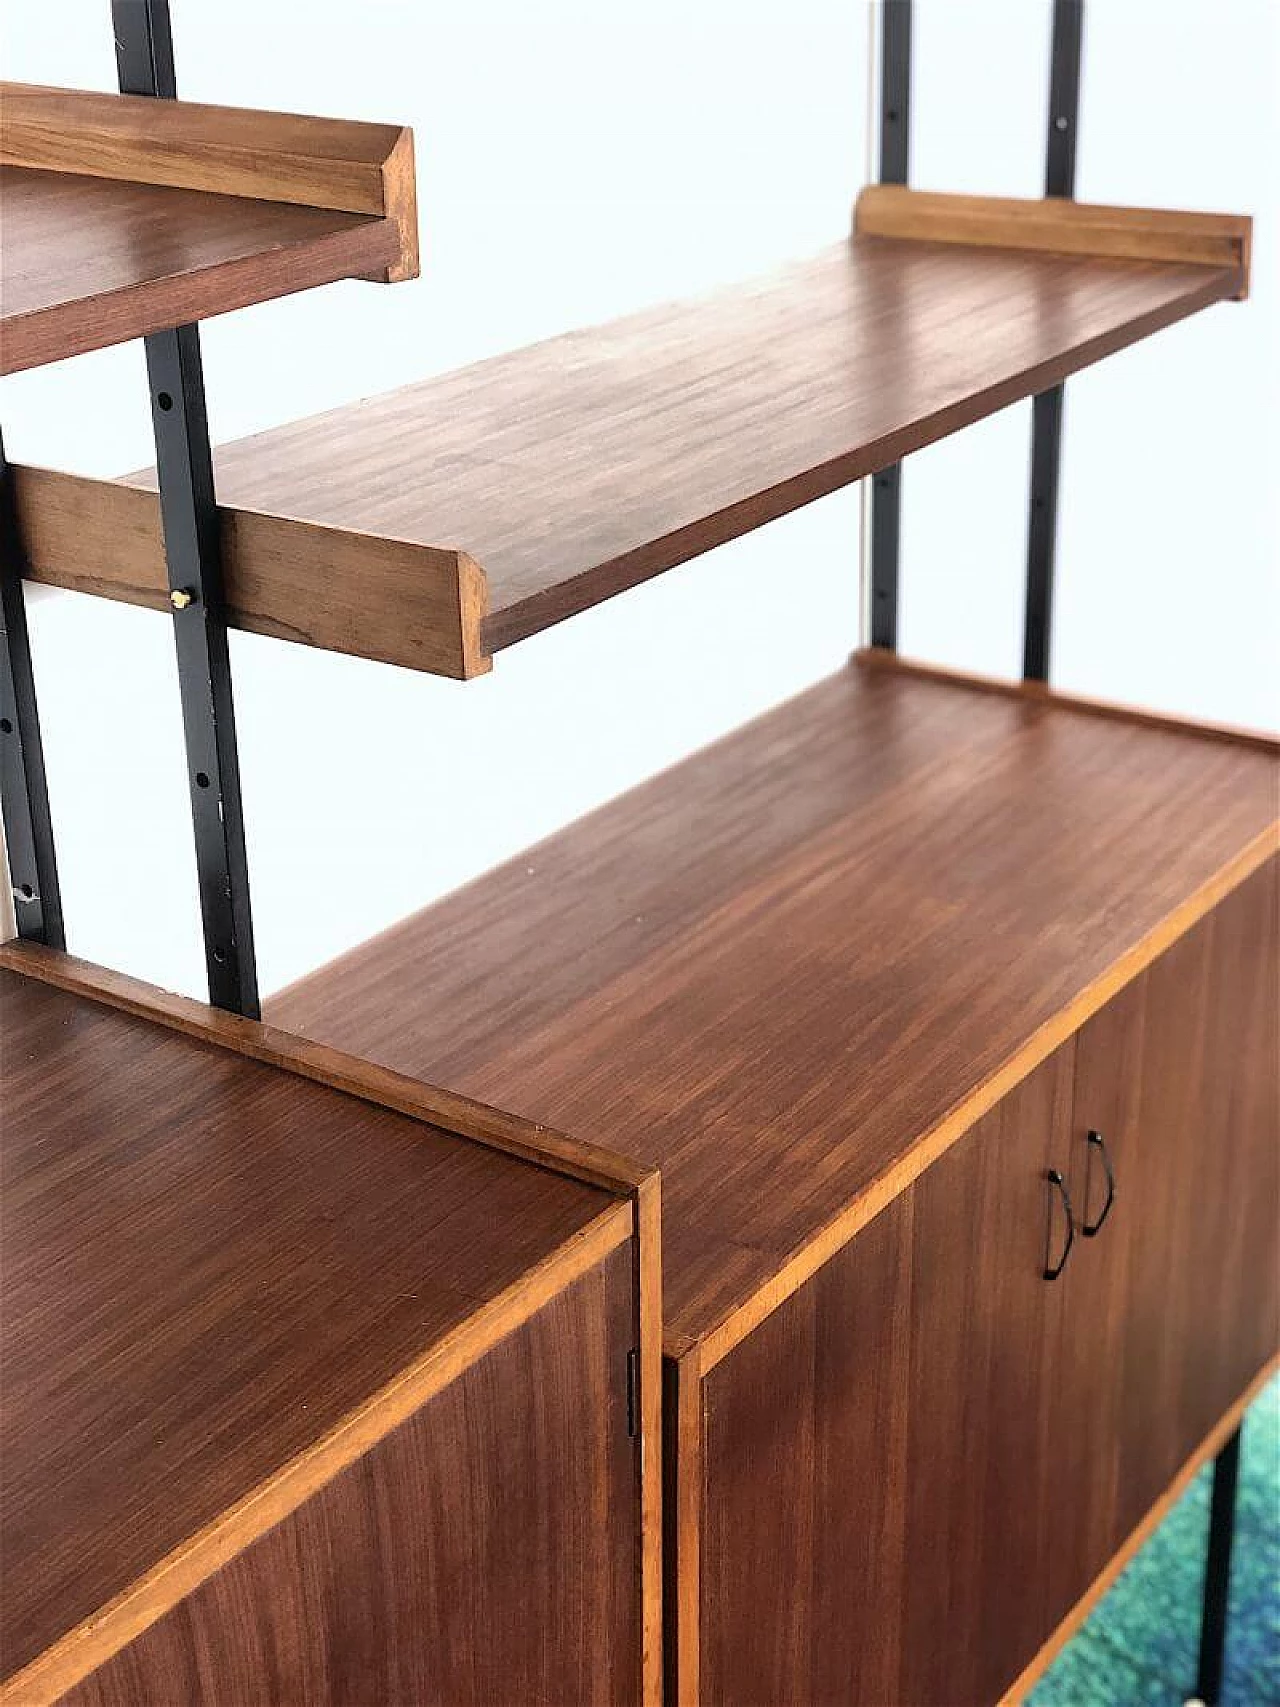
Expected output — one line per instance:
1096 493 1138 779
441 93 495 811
16 227 1241 677
0 969 612 1685
0 166 400 373
271 661 1279 1349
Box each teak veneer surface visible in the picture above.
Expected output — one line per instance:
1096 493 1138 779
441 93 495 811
15 230 1232 668
0 83 417 283
0 969 619 1686
271 665 1280 1352
0 166 399 373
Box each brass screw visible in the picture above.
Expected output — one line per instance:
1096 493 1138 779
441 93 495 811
170 588 195 610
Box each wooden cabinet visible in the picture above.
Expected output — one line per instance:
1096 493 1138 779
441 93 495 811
690 858 1278 1706
0 968 660 1706
62 1249 640 1707
265 667 1277 1705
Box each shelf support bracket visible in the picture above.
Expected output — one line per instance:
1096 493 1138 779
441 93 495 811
868 0 912 652
0 432 64 949
113 0 260 1017
1022 0 1085 683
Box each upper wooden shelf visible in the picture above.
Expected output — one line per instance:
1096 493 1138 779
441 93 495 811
0 82 417 373
10 187 1249 678
0 959 627 1700
267 656 1278 1357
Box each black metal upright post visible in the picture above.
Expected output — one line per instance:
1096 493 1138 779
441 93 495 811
0 435 64 948
113 0 259 1017
1196 1426 1242 1706
868 0 911 651
1022 0 1084 682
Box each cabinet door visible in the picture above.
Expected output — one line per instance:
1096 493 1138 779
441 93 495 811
1179 857 1279 1437
1116 859 1280 1538
1065 858 1279 1566
898 1043 1075 1707
1050 971 1148 1618
700 1191 915 1707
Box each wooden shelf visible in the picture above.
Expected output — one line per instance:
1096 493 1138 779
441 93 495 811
268 657 1278 1355
0 83 417 373
0 965 634 1698
11 189 1248 677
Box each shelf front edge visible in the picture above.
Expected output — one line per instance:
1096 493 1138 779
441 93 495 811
9 464 490 680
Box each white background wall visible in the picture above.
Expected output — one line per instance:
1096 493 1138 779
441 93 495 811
3 0 1277 1001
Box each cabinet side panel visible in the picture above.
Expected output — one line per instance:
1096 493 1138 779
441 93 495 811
61 1245 640 1707
700 1194 914 1707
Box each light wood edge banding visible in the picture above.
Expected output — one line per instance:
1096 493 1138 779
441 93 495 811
1000 1353 1280 1705
695 830 1280 1373
635 1175 665 1707
0 1202 632 1707
0 82 419 283
662 1343 705 1707
854 185 1253 300
0 941 646 1199
853 649 1280 754
11 465 491 681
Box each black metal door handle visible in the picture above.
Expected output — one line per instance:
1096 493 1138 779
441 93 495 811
1081 1129 1116 1236
1043 1168 1075 1280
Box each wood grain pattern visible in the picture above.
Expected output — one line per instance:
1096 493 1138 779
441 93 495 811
900 1047 1076 1707
700 1193 914 1707
59 1248 639 1707
1003 1357 1280 1705
855 186 1252 297
9 464 488 678
270 665 1280 1354
0 82 417 283
1050 973 1148 1628
0 968 632 1700
0 938 642 1196
0 167 401 374
16 235 1239 665
1115 858 1280 1546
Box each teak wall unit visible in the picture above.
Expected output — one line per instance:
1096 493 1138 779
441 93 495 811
1 2 1275 1705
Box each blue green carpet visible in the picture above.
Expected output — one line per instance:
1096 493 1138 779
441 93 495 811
1031 1376 1280 1706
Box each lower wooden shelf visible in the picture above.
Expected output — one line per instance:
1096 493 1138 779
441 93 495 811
269 656 1279 1704
0 967 659 1705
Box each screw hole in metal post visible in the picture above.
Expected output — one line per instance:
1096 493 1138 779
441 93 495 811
195 771 210 789
0 718 12 734
157 392 174 412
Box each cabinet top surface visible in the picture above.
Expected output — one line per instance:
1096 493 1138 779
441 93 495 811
0 969 616 1680
132 234 1236 661
271 664 1278 1352
0 166 396 373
